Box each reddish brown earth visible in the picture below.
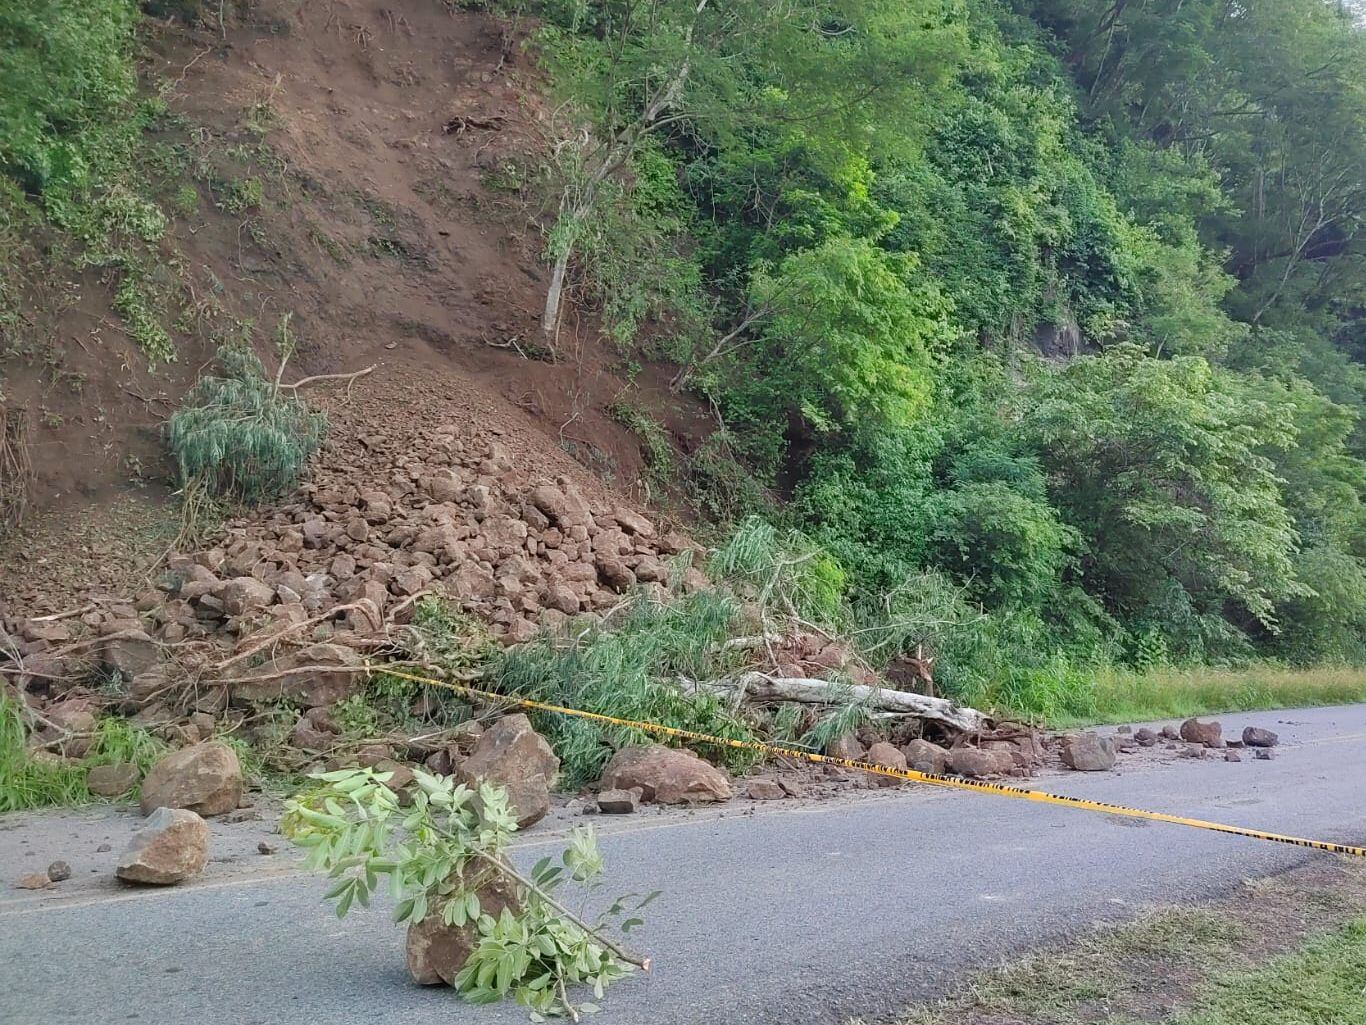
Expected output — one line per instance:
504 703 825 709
0 0 704 615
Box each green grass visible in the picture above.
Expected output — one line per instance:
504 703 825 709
895 900 1366 1025
0 693 167 812
1052 664 1366 728
1172 918 1366 1025
898 906 1242 1025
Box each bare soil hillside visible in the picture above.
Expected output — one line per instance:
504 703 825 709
1 0 705 615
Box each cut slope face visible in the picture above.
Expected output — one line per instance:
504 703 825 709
3 0 678 613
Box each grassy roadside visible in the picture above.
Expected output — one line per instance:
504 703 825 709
975 662 1366 729
881 859 1366 1025
1051 665 1366 729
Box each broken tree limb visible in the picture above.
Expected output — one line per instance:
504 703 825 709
686 672 987 732
278 363 377 392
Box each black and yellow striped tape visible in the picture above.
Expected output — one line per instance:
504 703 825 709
377 667 1366 859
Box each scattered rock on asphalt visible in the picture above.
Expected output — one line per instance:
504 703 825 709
139 742 243 817
406 866 522 986
596 788 642 814
599 745 732 805
1159 725 1181 740
14 873 52 890
1225 751 1242 762
1254 748 1276 760
1180 718 1222 747
257 841 277 855
1242 726 1279 748
1060 732 1116 771
1180 743 1207 759
115 807 210 885
1133 727 1158 747
745 780 786 801
87 762 140 797
457 713 559 828
46 861 71 883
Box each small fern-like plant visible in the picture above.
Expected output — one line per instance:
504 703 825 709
166 346 325 503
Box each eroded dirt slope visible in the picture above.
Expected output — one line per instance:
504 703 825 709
3 0 690 615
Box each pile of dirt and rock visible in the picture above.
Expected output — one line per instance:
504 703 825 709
3 377 708 709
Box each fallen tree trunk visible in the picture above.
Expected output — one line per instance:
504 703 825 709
688 672 988 732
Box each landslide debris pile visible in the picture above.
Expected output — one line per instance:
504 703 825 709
0 372 727 777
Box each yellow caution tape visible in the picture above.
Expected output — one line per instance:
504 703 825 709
378 667 1366 859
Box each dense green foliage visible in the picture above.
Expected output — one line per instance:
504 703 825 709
526 0 1366 708
0 0 175 361
166 347 326 503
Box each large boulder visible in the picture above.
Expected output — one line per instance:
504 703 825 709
1179 718 1223 748
900 739 950 775
102 630 160 677
139 741 243 817
825 734 866 762
948 746 1014 778
863 742 907 787
598 745 731 805
229 643 363 706
406 867 523 986
527 482 593 531
217 577 276 616
457 714 559 828
1059 732 1116 771
115 807 210 885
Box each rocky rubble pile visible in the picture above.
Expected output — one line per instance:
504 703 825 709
3 427 708 714
166 430 701 650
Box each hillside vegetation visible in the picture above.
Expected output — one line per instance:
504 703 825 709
513 0 1366 714
2 0 1365 721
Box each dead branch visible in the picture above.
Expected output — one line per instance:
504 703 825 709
213 591 430 673
30 603 99 624
278 363 377 392
444 113 509 135
684 672 987 732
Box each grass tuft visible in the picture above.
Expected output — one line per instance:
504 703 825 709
0 692 167 812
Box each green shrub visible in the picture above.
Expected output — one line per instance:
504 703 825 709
166 346 326 503
492 591 760 785
284 770 650 1018
0 0 140 200
221 176 263 215
709 516 848 628
112 270 175 364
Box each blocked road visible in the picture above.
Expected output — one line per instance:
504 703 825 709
3 704 1365 1025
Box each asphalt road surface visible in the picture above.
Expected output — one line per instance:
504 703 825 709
4 705 1365 1025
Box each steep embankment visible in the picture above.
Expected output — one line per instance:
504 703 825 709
1 0 696 615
